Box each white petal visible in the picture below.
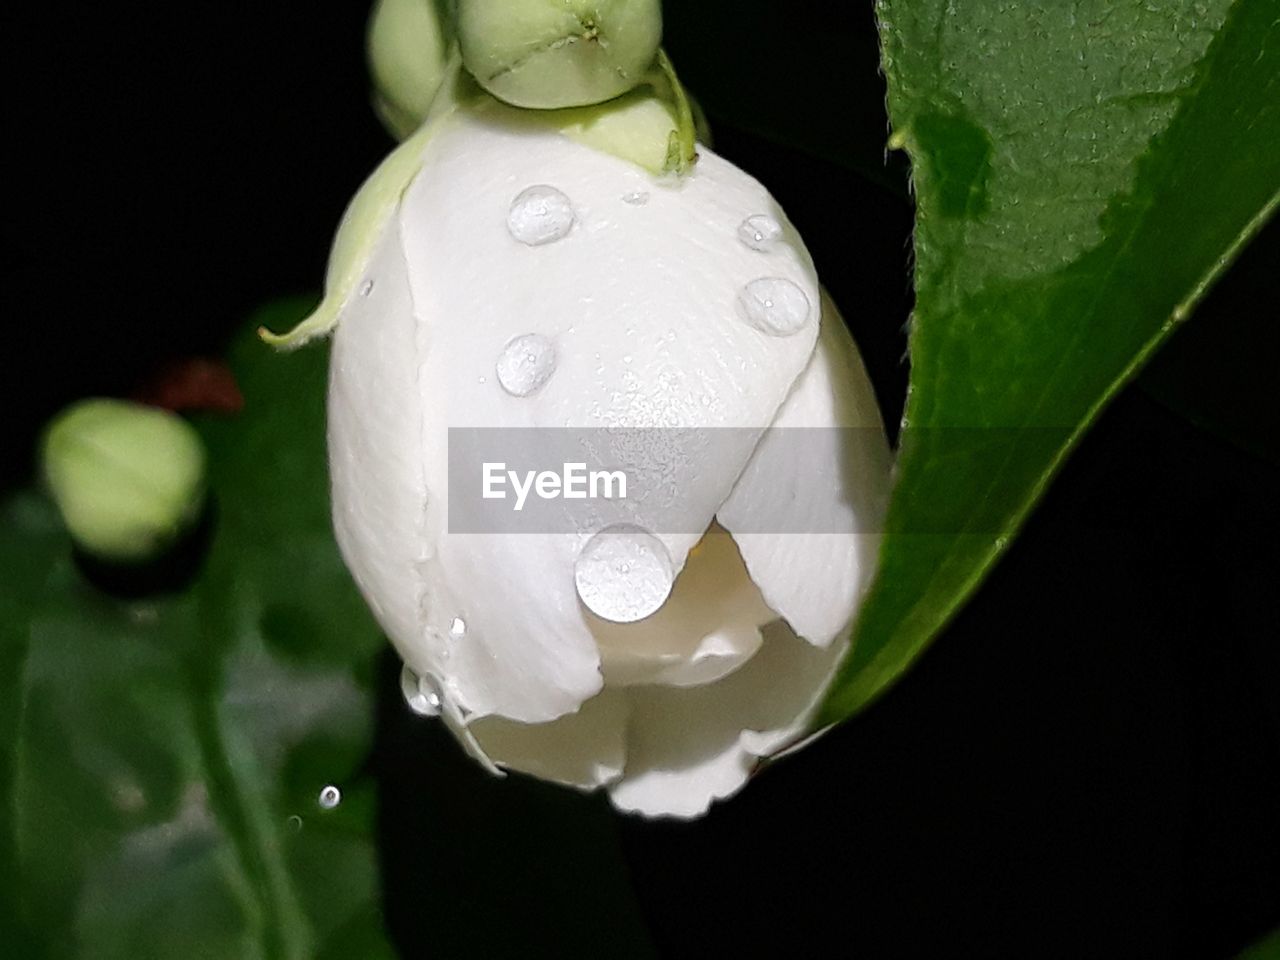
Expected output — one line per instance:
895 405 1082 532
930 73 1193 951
413 533 604 723
328 216 428 665
608 619 847 819
325 215 526 744
468 688 628 789
327 161 603 726
401 105 819 563
589 526 771 687
717 291 891 647
392 105 825 721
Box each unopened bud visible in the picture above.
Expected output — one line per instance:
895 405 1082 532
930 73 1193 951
368 0 453 138
458 0 662 109
41 399 207 562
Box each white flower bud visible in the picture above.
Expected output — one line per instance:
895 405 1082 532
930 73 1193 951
311 96 890 818
41 399 207 562
458 0 662 108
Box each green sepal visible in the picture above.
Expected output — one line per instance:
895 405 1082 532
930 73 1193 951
259 54 480 351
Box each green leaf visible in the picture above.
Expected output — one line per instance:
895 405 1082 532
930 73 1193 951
820 0 1280 722
1238 927 1280 960
5 299 396 958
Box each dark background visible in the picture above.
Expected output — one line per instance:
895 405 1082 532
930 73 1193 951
7 2 1278 958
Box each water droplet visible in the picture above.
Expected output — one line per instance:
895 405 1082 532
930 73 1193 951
622 190 649 205
994 536 1009 551
507 185 575 246
575 524 674 623
496 333 557 397
737 278 811 336
400 664 442 717
359 279 375 297
287 814 303 832
318 785 341 809
737 214 783 251
449 616 466 638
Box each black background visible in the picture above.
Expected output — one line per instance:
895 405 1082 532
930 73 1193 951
7 3 1278 958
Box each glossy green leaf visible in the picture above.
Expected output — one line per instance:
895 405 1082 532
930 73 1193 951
4 299 396 958
821 0 1280 722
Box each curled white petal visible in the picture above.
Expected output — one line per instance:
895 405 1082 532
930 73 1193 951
717 290 892 647
607 619 847 819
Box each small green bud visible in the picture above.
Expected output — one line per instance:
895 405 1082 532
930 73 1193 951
368 0 452 139
41 399 207 562
458 0 662 109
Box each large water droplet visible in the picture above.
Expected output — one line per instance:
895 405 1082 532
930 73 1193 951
738 214 783 251
400 664 442 717
496 333 557 397
507 185 575 246
575 524 674 623
318 785 341 809
737 278 811 337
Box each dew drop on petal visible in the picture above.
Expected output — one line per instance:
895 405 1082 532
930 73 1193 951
318 785 341 809
400 663 442 717
507 185 575 245
496 333 557 397
575 524 674 623
449 616 467 638
737 278 811 337
359 279 375 297
622 190 649 205
737 214 783 251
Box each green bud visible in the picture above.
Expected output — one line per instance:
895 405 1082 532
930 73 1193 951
458 0 662 109
41 399 207 562
368 0 453 139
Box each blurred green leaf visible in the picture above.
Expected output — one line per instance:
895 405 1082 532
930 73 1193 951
821 0 1279 722
4 299 396 958
1238 927 1280 960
